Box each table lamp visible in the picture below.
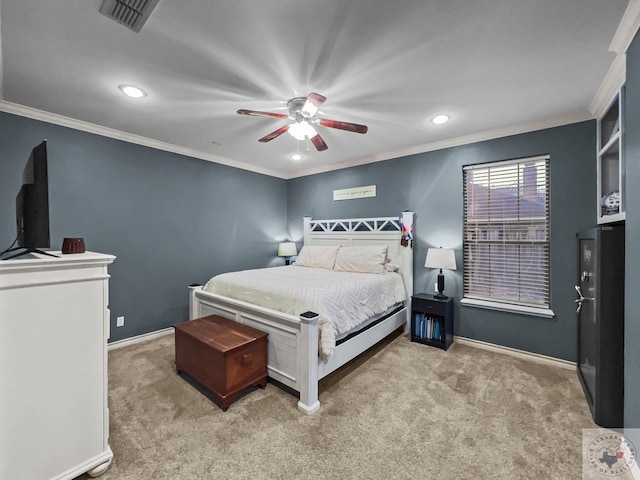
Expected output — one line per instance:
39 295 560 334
278 242 297 265
425 247 457 298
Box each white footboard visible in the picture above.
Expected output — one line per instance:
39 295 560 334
190 286 321 413
189 286 406 414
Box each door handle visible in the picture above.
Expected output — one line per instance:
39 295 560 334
574 285 594 313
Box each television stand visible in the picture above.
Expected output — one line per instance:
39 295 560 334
0 252 115 479
1 247 60 260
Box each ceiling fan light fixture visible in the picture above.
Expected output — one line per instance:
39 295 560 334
288 121 318 141
431 114 450 125
238 93 365 151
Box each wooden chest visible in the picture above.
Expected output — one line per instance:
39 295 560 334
174 315 268 411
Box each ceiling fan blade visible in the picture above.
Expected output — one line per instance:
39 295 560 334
301 93 327 118
310 133 328 151
319 118 368 134
258 125 290 143
237 109 289 119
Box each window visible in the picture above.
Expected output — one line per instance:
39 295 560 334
462 155 551 314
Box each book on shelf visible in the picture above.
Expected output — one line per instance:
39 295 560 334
414 313 423 337
413 314 445 342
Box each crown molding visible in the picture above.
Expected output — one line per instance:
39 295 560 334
0 100 286 179
293 1 640 179
590 53 627 118
286 110 593 179
609 0 640 55
1 2 637 182
589 0 640 117
1 100 594 182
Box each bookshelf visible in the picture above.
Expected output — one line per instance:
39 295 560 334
410 293 453 350
597 92 625 224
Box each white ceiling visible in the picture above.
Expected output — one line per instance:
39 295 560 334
0 0 630 179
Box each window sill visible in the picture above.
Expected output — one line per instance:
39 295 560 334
460 298 555 318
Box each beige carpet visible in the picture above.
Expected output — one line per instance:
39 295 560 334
76 331 596 480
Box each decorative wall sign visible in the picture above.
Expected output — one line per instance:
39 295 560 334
333 185 377 201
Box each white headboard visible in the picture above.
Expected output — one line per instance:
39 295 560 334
302 213 414 298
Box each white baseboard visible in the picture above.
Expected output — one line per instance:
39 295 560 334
454 336 576 370
108 327 174 351
108 329 576 371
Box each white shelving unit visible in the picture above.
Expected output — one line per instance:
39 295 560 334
597 92 625 224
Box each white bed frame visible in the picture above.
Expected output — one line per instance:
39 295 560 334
189 213 414 414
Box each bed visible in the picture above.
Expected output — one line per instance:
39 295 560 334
189 213 414 414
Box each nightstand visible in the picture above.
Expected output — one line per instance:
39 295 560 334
410 293 454 350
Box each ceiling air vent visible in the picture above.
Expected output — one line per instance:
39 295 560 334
99 0 161 33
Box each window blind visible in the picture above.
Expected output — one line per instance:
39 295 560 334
463 155 550 308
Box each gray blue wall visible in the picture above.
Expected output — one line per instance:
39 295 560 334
4 69 636 422
0 109 611 363
0 112 288 342
624 33 640 428
288 121 596 362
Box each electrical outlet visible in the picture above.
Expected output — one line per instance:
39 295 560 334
116 316 125 327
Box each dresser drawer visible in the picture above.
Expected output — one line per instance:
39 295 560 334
412 296 448 316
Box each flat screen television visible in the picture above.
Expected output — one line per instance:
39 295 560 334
1 140 56 260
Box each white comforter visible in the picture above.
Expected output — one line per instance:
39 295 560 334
202 266 406 356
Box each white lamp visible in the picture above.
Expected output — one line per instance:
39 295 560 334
278 242 298 265
425 247 457 298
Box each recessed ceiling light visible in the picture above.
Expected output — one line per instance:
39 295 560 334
118 84 147 98
431 114 450 125
291 153 303 161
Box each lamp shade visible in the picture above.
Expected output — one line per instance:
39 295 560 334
278 242 298 257
425 248 456 270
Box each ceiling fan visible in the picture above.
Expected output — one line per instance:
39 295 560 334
237 93 368 152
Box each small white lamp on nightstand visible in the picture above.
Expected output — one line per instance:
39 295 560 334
278 242 298 265
425 247 457 299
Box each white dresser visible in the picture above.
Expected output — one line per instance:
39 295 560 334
0 252 115 479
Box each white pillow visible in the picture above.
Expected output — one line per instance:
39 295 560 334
333 245 388 274
294 245 340 269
